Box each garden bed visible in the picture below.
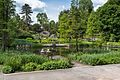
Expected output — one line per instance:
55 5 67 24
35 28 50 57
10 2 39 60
0 51 72 74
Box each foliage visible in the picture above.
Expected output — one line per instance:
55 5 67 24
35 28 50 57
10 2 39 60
20 54 49 64
56 59 72 69
2 66 13 74
49 20 57 34
32 43 43 49
0 51 49 65
0 54 9 64
0 0 16 51
4 56 22 71
87 1 120 42
22 62 37 72
36 13 49 31
36 65 43 70
31 23 43 33
37 59 71 70
86 11 100 37
58 10 71 39
0 51 49 72
58 0 93 39
21 4 33 28
17 31 33 39
0 65 3 72
70 51 120 66
41 61 59 70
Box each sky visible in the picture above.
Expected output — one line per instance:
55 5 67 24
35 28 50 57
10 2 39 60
15 0 108 23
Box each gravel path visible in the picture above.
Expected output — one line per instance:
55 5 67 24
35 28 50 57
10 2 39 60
1 64 120 80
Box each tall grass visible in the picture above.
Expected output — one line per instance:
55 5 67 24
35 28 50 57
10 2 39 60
69 51 120 66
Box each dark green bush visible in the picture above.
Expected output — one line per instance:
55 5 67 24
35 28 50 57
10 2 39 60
32 44 43 50
22 62 37 72
2 66 13 74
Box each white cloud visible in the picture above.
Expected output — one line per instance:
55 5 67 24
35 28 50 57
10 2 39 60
92 0 108 10
15 0 46 10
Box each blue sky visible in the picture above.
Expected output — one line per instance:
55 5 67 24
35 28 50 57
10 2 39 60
15 0 108 23
43 0 71 21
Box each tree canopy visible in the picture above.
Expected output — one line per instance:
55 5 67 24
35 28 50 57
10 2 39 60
87 0 120 42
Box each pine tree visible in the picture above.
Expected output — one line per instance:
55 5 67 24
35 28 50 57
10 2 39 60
21 4 33 29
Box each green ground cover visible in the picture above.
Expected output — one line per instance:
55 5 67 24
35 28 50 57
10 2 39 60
69 51 120 66
0 51 71 74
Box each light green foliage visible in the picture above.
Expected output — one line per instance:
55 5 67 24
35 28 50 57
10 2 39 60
20 54 49 64
22 62 37 72
0 51 48 72
58 10 71 38
0 51 72 73
37 59 71 70
2 66 13 74
0 54 9 64
70 51 120 66
4 56 22 71
87 11 101 37
36 13 49 31
41 61 59 70
71 0 93 37
36 65 43 70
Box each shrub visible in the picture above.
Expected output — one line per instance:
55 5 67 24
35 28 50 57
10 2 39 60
2 66 13 74
73 51 120 66
20 54 49 64
42 61 58 70
41 60 71 70
79 54 100 66
0 51 72 73
4 56 22 71
57 59 72 69
36 65 43 70
0 54 9 65
22 62 37 72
